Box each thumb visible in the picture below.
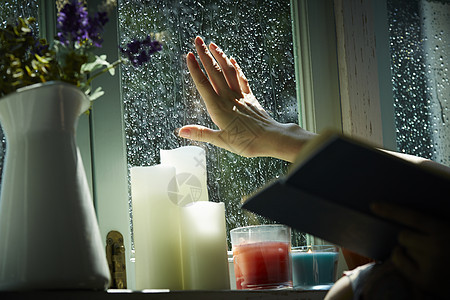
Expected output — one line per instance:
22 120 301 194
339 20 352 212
177 125 219 144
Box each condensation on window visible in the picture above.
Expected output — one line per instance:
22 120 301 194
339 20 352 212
117 0 306 247
388 0 450 166
0 0 40 183
0 0 39 27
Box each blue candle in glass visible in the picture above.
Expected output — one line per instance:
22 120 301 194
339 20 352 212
291 245 339 289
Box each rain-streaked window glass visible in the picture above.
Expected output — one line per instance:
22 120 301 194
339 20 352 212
118 0 305 247
0 0 40 183
388 0 450 166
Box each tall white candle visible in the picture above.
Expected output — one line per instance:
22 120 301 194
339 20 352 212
180 201 230 290
160 146 208 205
130 165 183 290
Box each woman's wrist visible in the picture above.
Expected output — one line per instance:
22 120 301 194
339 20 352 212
266 122 316 163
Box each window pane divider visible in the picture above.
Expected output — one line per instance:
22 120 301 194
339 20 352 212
87 0 136 288
291 0 342 134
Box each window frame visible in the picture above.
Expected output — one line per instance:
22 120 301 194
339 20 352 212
371 0 397 151
291 0 342 134
86 0 135 286
332 0 397 150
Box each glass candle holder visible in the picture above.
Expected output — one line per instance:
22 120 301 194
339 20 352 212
291 245 339 290
230 224 292 290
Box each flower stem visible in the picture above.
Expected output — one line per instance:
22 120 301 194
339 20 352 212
86 58 125 86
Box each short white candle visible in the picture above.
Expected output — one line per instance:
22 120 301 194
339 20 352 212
180 201 230 290
130 165 183 290
160 146 208 205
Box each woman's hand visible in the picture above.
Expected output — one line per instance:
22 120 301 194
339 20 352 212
371 202 450 298
178 36 314 162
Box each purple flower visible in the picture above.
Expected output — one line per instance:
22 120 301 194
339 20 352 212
56 0 109 48
120 36 162 67
31 39 50 56
56 0 89 45
126 40 141 54
136 51 149 66
87 11 109 47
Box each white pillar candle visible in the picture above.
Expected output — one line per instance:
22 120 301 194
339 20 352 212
130 165 183 290
180 201 230 290
160 146 208 205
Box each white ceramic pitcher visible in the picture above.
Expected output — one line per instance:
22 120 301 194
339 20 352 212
0 82 110 290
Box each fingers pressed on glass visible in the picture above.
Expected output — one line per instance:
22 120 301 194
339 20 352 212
230 57 251 94
194 36 229 94
209 42 241 94
178 124 236 153
179 125 217 143
186 52 217 104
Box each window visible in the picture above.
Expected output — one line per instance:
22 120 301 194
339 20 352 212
387 0 450 166
90 0 341 286
117 0 304 248
0 0 38 27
